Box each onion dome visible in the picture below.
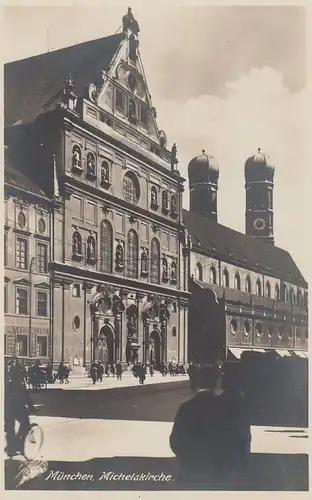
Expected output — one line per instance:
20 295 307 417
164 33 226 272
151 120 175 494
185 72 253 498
188 150 219 185
245 148 275 182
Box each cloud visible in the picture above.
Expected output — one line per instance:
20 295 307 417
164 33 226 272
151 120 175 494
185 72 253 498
154 66 310 279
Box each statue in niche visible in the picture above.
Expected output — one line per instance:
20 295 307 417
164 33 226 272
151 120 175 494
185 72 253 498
116 244 124 269
162 191 168 211
141 251 148 275
72 147 81 168
72 233 81 255
101 162 110 183
122 7 140 35
151 188 157 208
171 195 177 214
162 257 168 280
171 260 177 282
87 237 96 260
87 153 95 175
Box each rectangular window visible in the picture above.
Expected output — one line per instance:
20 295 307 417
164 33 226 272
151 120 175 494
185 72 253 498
4 233 7 267
16 335 28 357
71 195 83 220
4 285 8 314
85 201 96 223
36 336 48 357
16 287 28 315
37 291 48 317
115 88 124 111
37 243 48 273
16 237 28 269
72 284 81 297
140 107 148 126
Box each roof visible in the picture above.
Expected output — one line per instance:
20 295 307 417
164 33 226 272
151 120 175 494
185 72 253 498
183 209 307 287
4 150 47 197
4 33 125 127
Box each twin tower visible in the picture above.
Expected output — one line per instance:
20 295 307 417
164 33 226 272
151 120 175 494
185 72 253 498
188 148 275 245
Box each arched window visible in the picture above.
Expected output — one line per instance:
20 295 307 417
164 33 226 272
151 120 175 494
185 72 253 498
222 268 229 288
234 272 241 290
256 278 262 296
127 229 138 278
291 288 296 304
150 238 160 284
275 283 280 301
245 275 251 293
72 231 82 256
195 263 203 281
129 98 137 120
285 287 289 303
123 171 140 204
100 220 113 273
297 289 302 304
265 281 271 298
209 266 217 284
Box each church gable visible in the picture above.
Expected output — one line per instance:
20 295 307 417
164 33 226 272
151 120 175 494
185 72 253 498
91 9 164 147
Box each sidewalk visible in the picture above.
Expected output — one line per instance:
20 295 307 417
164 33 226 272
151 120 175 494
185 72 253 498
46 372 189 391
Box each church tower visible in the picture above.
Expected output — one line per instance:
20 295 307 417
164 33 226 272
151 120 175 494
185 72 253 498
245 148 275 245
188 150 219 221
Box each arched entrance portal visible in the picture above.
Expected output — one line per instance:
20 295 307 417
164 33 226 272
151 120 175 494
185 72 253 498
149 329 162 369
98 324 115 365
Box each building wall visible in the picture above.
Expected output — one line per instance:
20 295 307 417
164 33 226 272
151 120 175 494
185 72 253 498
4 192 51 360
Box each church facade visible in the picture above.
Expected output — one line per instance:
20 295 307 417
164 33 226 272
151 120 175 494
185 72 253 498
4 9 190 368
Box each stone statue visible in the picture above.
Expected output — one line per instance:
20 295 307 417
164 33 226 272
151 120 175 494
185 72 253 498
122 7 140 35
65 73 74 93
87 238 95 260
151 188 157 207
72 147 81 168
162 257 168 280
162 190 168 210
171 143 177 170
171 260 177 281
171 195 177 214
116 244 124 269
73 233 80 254
101 162 109 183
141 251 148 274
87 153 95 175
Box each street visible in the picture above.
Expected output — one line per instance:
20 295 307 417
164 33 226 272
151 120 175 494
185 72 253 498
5 376 309 491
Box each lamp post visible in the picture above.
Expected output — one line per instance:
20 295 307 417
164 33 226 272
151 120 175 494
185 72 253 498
29 257 35 359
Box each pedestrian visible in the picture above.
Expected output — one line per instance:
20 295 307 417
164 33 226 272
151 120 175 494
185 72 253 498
116 361 123 380
98 362 104 382
149 363 154 377
57 362 66 384
90 362 98 385
111 363 116 377
139 364 146 384
105 363 111 377
170 361 251 487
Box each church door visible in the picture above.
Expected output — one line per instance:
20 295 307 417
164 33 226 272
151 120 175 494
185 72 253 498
98 325 115 365
149 330 162 369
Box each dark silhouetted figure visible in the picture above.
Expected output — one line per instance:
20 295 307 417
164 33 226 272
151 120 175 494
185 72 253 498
170 362 251 488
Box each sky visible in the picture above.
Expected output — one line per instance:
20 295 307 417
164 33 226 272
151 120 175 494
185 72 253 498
3 1 311 284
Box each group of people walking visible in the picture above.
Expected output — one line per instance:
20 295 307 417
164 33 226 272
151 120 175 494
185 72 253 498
89 361 123 384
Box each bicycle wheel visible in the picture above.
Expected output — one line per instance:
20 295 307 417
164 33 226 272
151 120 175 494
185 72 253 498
24 423 44 459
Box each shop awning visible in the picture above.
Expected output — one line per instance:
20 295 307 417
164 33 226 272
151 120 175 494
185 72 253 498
294 351 308 359
276 350 292 357
228 348 253 359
